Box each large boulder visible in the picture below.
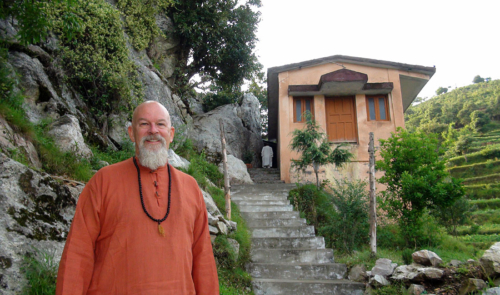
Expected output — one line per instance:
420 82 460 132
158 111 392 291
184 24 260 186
188 94 263 167
48 114 93 158
391 264 444 282
0 153 83 294
481 242 500 278
349 264 367 282
412 250 443 267
218 155 253 185
168 149 190 170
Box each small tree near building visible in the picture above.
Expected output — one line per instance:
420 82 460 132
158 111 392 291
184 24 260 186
289 112 353 188
376 128 464 248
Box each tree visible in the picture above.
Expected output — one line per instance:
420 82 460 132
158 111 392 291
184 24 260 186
377 128 464 247
473 75 485 83
289 113 353 188
436 87 448 95
169 0 262 91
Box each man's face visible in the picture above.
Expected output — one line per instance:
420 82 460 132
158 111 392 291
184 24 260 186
127 102 175 168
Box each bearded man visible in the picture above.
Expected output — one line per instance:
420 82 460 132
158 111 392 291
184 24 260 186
56 101 219 294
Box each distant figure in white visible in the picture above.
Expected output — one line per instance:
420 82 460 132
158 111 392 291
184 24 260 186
261 143 273 168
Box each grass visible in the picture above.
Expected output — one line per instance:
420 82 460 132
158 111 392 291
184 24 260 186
465 183 500 200
469 198 500 210
21 249 58 295
448 145 500 166
462 173 500 185
470 208 500 224
447 159 500 178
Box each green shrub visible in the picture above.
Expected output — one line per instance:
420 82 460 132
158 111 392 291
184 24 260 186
319 179 369 253
377 224 404 249
21 249 58 295
401 248 413 265
186 152 223 189
288 184 333 228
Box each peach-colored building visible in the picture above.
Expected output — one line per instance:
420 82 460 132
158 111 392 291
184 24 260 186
267 55 435 184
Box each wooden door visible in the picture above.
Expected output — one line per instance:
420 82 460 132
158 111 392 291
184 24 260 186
325 96 357 142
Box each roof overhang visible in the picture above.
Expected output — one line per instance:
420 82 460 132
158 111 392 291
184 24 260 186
288 69 393 96
267 55 436 141
400 74 429 111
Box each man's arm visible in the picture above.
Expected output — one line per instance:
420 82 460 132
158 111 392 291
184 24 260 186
192 189 219 295
56 182 101 295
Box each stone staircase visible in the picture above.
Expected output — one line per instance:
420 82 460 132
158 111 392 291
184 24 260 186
231 184 365 295
248 168 284 184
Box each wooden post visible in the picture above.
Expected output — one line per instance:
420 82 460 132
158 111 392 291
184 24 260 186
220 120 231 220
368 132 377 257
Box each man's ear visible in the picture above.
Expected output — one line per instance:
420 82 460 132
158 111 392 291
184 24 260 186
127 125 135 142
169 127 175 143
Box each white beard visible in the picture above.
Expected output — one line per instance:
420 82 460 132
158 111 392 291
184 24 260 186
137 135 169 170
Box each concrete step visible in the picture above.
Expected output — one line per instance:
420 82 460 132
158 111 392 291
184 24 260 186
252 278 365 295
239 204 293 212
235 199 290 206
251 249 334 264
246 218 306 228
232 195 288 201
247 263 347 280
251 237 325 249
241 211 300 219
251 226 315 238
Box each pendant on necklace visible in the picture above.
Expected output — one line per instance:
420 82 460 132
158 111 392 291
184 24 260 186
158 223 165 237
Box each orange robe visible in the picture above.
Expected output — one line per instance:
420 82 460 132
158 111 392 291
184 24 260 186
56 158 219 295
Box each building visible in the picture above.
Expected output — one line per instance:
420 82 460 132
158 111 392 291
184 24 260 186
267 55 435 184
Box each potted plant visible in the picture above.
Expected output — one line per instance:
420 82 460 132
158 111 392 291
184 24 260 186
243 150 254 168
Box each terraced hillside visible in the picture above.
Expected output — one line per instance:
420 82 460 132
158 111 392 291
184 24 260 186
446 129 500 249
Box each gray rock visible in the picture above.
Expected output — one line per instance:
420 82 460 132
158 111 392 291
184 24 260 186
459 278 486 295
483 287 500 295
188 94 263 167
147 15 179 78
349 265 367 282
227 238 240 261
0 153 83 294
391 264 443 282
412 250 443 267
369 274 390 287
167 149 190 170
227 221 237 231
218 155 253 185
371 258 397 277
188 96 205 115
408 284 425 295
0 117 41 169
449 259 463 267
47 114 93 158
107 113 130 145
209 225 219 235
201 189 223 218
481 242 500 278
217 221 228 235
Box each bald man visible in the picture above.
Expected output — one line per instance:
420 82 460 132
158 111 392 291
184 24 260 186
56 101 219 295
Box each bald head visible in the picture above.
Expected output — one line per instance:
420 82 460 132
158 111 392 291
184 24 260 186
132 101 172 127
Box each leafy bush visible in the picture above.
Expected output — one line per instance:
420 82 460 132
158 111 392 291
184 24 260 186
202 89 242 112
377 128 464 247
319 179 369 253
186 152 223 189
288 184 332 229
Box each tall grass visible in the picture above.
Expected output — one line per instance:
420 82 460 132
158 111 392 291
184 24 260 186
21 249 58 295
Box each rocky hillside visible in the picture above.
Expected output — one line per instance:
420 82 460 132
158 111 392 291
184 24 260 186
0 2 263 293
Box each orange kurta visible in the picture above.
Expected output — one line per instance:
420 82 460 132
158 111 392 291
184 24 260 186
56 158 219 295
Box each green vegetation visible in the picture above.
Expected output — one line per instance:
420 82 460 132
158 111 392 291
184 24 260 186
289 112 352 188
288 181 369 254
21 249 58 295
405 78 500 254
377 128 464 247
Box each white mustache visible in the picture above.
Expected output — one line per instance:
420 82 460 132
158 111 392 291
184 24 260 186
141 135 166 146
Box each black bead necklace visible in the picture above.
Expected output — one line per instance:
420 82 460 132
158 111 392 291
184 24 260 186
133 157 171 237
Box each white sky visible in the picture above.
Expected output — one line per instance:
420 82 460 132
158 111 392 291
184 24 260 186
255 0 500 99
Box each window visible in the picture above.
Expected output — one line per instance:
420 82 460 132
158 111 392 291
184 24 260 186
366 95 390 121
293 97 314 122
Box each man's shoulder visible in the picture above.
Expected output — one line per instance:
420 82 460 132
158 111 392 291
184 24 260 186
92 158 134 180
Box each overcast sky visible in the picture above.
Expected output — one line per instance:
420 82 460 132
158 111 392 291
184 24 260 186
254 0 500 99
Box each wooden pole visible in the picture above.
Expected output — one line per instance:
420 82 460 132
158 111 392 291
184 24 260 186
220 120 231 220
368 132 377 257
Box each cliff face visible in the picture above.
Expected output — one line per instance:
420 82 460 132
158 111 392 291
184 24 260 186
0 3 262 293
